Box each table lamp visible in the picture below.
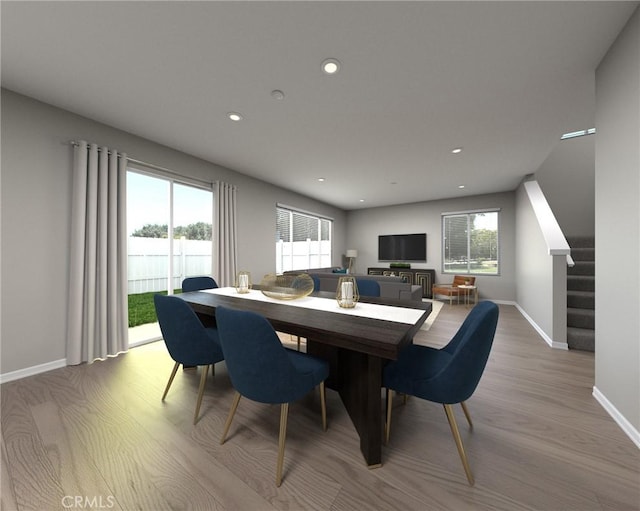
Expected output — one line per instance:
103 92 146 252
346 249 358 274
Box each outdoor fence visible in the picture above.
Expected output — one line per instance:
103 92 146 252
128 237 212 294
276 239 331 275
129 237 332 294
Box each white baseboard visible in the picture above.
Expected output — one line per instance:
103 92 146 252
593 386 640 449
0 358 67 384
0 337 159 384
514 303 568 350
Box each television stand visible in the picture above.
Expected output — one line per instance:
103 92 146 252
367 267 436 298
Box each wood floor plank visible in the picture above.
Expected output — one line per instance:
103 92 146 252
1 435 19 511
1 382 66 510
29 400 125 511
2 303 639 511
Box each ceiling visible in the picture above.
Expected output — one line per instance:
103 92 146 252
2 1 637 210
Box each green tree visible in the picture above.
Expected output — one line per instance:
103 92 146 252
131 222 212 240
470 228 498 260
132 223 168 238
174 222 212 240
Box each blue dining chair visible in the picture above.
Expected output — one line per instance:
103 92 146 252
356 279 381 297
182 276 218 293
383 301 499 485
154 294 225 424
215 306 329 486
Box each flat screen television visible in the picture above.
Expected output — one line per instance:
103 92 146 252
378 233 426 262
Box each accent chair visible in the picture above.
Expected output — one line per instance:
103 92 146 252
215 306 329 486
432 275 476 305
383 301 499 485
182 276 218 293
154 294 225 424
356 278 381 297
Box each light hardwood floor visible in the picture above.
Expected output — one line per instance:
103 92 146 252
2 304 639 511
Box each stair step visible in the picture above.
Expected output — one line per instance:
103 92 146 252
570 247 595 262
567 307 595 329
566 236 595 352
566 236 595 249
567 290 595 309
567 275 594 292
568 261 595 276
567 327 595 352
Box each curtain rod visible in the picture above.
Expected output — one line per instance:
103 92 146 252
69 140 213 188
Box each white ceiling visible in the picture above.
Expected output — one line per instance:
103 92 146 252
2 1 637 210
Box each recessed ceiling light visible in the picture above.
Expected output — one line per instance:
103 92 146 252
228 112 243 121
318 177 325 182
271 90 285 100
359 199 365 202
451 147 463 154
322 58 341 75
458 185 465 189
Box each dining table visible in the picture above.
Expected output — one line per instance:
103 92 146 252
179 286 432 467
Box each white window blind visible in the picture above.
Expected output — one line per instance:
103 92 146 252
276 205 332 273
442 210 499 275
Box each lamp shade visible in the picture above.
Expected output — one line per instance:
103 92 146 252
346 249 358 258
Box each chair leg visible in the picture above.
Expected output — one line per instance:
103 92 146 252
290 334 301 351
276 403 289 487
385 388 393 445
443 404 475 486
319 381 327 431
220 392 242 444
161 361 181 401
460 401 473 428
193 364 210 424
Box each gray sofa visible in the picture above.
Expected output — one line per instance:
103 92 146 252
286 267 423 302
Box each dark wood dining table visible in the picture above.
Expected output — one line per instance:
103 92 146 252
179 287 432 467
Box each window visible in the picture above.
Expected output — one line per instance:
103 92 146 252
442 210 499 275
276 205 332 273
127 170 213 341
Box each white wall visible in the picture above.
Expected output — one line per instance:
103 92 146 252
345 192 517 301
515 182 568 348
0 89 347 375
536 134 595 238
594 7 640 436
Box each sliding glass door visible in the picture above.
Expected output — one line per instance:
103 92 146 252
171 182 213 288
127 170 212 343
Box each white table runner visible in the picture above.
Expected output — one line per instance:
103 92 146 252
203 287 425 325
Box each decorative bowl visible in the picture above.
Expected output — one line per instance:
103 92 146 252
260 273 315 300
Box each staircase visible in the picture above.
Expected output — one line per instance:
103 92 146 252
566 236 595 351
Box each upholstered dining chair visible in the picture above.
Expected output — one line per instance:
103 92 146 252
356 279 381 297
182 276 218 293
383 301 499 485
153 294 225 424
432 275 476 305
215 306 329 487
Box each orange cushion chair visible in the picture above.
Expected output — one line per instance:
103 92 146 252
432 276 476 305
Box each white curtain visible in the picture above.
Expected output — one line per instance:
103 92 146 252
67 141 129 365
213 181 238 287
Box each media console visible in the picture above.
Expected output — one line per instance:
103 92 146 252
367 267 436 298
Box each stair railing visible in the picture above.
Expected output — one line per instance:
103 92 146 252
517 180 569 349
